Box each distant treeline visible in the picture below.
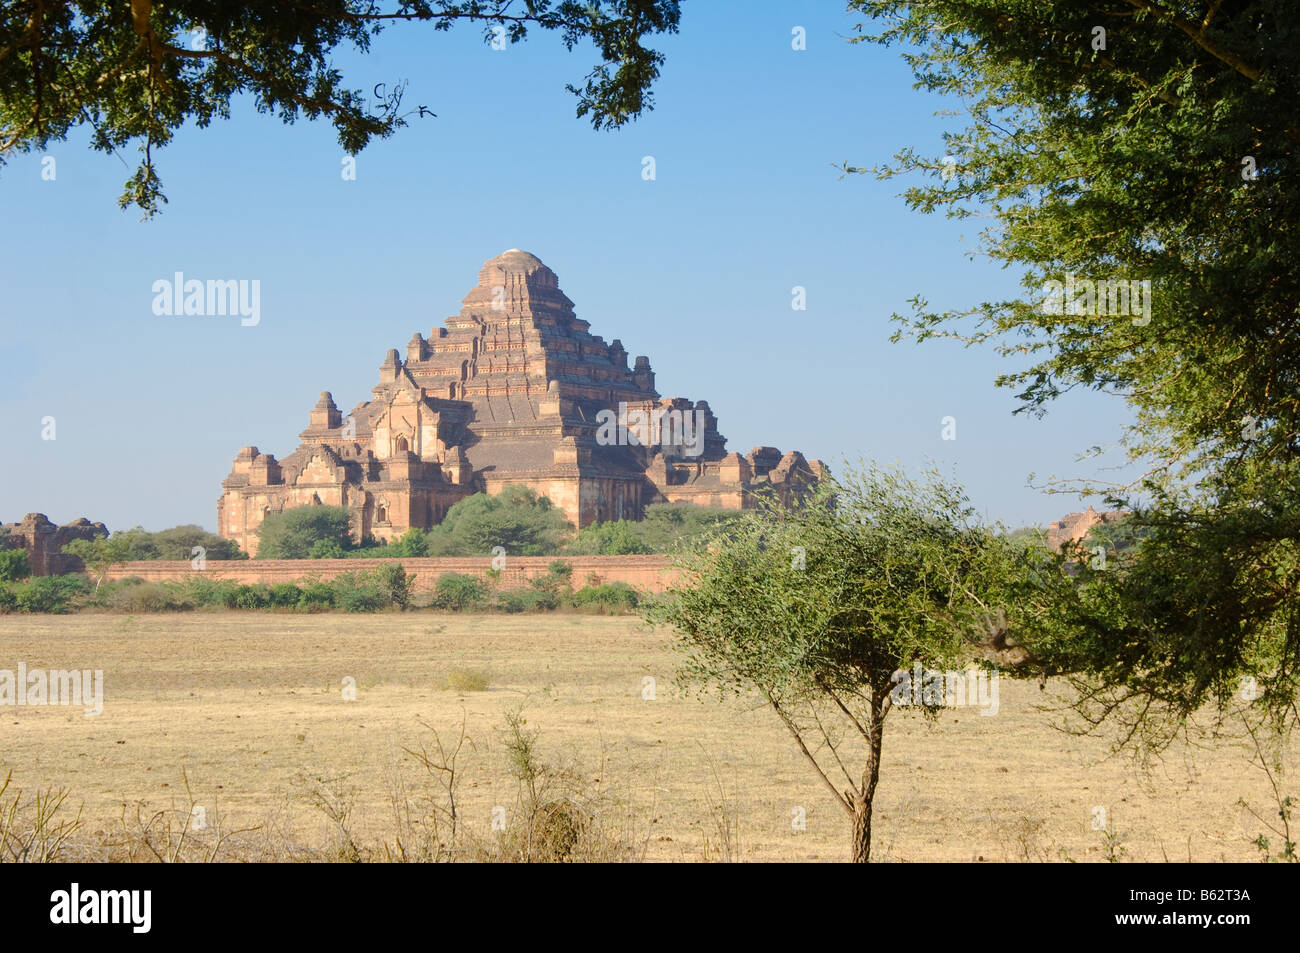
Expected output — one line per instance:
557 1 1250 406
253 486 748 560
51 486 751 567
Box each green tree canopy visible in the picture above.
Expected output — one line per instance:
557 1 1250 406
97 524 246 561
0 548 31 582
0 0 681 215
646 463 1045 861
854 0 1300 742
256 505 354 559
429 485 572 556
564 519 653 555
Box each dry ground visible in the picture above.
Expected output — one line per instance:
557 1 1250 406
0 612 1293 862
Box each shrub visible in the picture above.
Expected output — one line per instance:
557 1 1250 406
232 584 271 609
389 528 429 558
571 582 640 614
308 539 346 559
0 585 16 613
497 588 557 612
297 581 336 610
495 590 529 614
11 576 89 613
444 668 490 692
257 506 354 559
177 577 242 609
268 583 303 608
332 572 387 612
374 563 412 610
98 581 195 612
564 520 653 555
432 573 486 611
0 549 31 582
426 485 573 556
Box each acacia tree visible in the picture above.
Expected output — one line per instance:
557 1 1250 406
849 1 1300 743
0 0 681 214
645 464 1045 862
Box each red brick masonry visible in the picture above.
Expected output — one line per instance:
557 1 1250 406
100 555 679 593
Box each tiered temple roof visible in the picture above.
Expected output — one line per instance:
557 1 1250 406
218 250 823 555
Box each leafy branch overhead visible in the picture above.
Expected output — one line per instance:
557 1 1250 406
849 0 1299 491
847 2 1300 751
0 0 681 215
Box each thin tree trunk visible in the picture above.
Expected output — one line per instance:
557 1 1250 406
851 796 873 862
851 686 887 863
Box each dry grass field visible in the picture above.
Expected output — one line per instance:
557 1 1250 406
1 611 1294 862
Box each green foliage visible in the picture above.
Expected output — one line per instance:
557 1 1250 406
570 582 640 614
96 580 196 612
66 526 243 563
8 576 90 614
0 585 15 614
297 581 336 611
427 485 573 557
308 539 347 559
232 584 272 610
645 463 1043 860
62 534 129 578
1025 465 1300 748
331 566 411 612
333 576 388 613
431 573 486 611
564 520 653 555
858 0 1300 484
635 503 747 551
855 0 1300 748
0 550 31 582
172 576 240 609
564 504 746 554
375 564 413 610
390 529 430 558
268 583 304 608
495 588 553 613
257 506 354 559
0 1 681 216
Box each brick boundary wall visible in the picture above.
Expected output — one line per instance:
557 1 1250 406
99 555 681 593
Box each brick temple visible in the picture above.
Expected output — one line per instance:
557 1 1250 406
218 250 824 555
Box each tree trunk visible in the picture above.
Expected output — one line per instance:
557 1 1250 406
851 796 874 863
851 687 887 863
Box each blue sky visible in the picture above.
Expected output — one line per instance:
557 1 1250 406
0 1 1135 533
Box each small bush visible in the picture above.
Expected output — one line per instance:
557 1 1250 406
297 581 335 610
0 586 16 613
571 582 640 614
432 573 485 611
168 576 241 609
374 564 412 610
445 668 490 692
333 572 387 613
0 549 31 582
99 581 195 612
494 590 528 614
496 588 557 613
232 584 271 610
11 576 89 613
308 539 346 559
268 583 303 608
